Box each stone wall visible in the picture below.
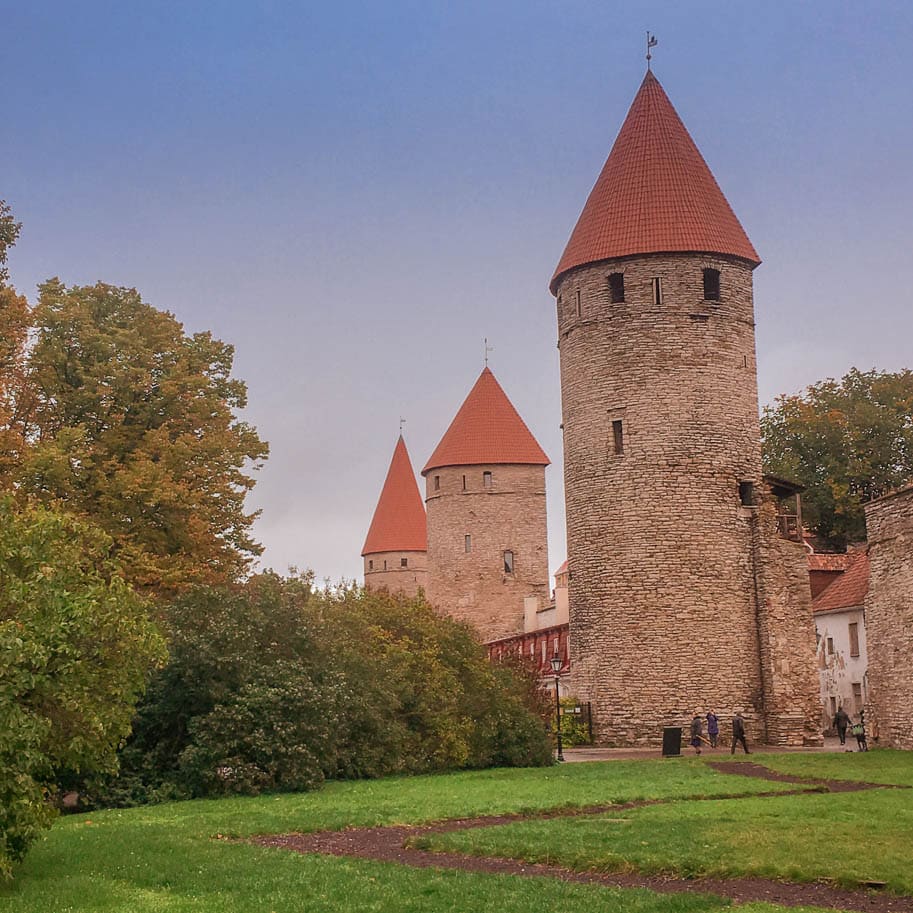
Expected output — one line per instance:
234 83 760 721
424 462 549 641
363 550 428 599
555 252 821 746
864 485 913 749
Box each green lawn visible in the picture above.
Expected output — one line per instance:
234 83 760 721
415 785 913 895
741 749 913 787
1 754 899 913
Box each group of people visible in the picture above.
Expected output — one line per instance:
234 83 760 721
689 709 750 755
833 707 868 751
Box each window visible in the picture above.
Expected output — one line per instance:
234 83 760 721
575 289 581 317
852 681 863 710
849 622 860 657
434 475 440 491
827 637 834 656
383 560 387 570
608 272 625 303
464 534 472 553
651 277 663 306
503 550 514 574
368 559 373 570
483 471 492 488
703 268 721 301
400 557 408 568
462 474 467 491
739 481 755 506
612 419 624 455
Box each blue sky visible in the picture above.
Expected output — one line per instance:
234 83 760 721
3 1 913 582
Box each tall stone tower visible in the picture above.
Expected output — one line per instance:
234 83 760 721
422 368 550 641
552 70 821 745
362 435 428 597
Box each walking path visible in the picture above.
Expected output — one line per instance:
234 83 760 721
254 761 911 912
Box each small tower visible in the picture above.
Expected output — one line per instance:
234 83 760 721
422 368 550 641
362 435 428 597
552 70 821 745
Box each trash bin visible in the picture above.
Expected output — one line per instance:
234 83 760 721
662 726 682 757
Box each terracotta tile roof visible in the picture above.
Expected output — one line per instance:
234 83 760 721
555 560 568 576
807 553 852 573
551 70 760 293
362 436 427 556
423 368 549 474
812 550 870 614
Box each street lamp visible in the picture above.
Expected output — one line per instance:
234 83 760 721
550 649 564 762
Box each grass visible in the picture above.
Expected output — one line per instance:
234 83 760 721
414 785 913 895
737 748 913 787
1 754 903 913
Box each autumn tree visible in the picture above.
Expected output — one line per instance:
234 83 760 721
761 368 913 550
11 280 269 592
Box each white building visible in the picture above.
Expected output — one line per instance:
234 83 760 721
812 550 869 731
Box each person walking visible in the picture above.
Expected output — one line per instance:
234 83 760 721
731 712 750 754
690 710 705 755
852 718 868 751
706 709 720 748
834 706 851 746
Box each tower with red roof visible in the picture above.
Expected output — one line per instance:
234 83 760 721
422 368 550 641
362 435 428 597
552 70 820 746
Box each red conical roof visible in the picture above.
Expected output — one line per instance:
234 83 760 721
423 368 549 474
362 436 427 556
551 70 760 293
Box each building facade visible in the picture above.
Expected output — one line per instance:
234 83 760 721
550 71 821 745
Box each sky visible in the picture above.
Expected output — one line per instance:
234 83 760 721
3 1 913 583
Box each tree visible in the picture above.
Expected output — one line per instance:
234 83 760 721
761 368 913 550
9 280 269 592
0 497 165 880
0 200 20 284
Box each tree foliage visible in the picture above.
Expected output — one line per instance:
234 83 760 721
761 368 913 549
5 280 268 592
0 498 165 880
97 580 551 805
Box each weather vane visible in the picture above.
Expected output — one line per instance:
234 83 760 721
646 31 658 70
484 337 493 367
399 416 406 435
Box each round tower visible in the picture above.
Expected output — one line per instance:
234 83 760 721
422 368 550 642
552 70 821 745
362 435 428 597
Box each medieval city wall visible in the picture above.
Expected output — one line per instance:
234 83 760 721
864 485 913 749
424 462 549 642
364 550 428 599
556 252 819 745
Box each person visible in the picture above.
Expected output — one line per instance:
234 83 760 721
731 712 750 754
834 706 851 746
706 709 720 748
690 710 704 755
852 718 868 751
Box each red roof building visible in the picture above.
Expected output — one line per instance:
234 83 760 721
551 70 760 293
423 368 549 474
812 550 870 615
362 435 427 556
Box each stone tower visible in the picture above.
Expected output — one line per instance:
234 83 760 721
422 368 550 642
551 70 821 745
362 435 428 597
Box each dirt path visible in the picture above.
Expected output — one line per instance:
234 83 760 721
252 764 912 912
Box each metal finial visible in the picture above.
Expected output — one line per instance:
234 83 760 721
399 416 406 435
484 337 493 367
646 31 658 70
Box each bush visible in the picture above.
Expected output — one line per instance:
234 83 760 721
98 579 552 804
0 498 164 879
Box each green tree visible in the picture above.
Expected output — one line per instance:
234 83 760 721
761 368 913 550
10 280 269 592
0 497 165 880
0 200 20 283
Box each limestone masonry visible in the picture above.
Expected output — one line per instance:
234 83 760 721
864 485 913 749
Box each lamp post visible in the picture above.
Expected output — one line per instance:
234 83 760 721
550 649 564 762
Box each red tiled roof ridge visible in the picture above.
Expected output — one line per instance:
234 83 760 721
362 435 427 556
812 549 870 614
423 367 549 474
550 70 760 293
807 553 852 572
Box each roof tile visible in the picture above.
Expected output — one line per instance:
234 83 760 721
812 550 870 614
